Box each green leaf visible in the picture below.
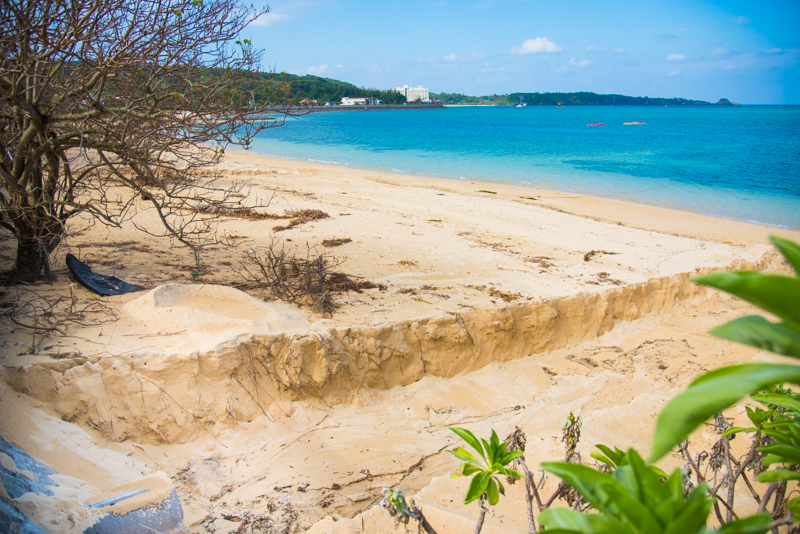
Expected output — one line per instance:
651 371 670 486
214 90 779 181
496 466 522 478
662 489 713 534
464 471 490 504
755 469 800 482
459 463 482 476
720 427 756 438
709 316 800 358
451 447 481 466
756 444 800 464
542 460 659 531
481 438 493 463
449 427 484 460
771 236 800 275
614 450 670 511
591 451 616 467
752 393 800 413
538 507 634 534
715 513 772 534
498 450 523 465
691 272 800 329
596 444 625 466
650 363 800 462
486 476 500 505
746 406 773 428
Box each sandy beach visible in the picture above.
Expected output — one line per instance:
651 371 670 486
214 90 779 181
1 149 798 533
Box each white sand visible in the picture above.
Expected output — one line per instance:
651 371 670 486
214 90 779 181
0 150 797 533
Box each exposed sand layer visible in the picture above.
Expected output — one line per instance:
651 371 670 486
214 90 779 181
1 150 798 533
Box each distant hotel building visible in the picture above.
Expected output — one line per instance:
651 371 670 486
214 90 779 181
394 85 430 103
341 96 381 106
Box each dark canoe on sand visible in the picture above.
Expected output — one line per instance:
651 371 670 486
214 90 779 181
66 253 146 296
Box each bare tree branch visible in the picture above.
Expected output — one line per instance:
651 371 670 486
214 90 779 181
1 0 297 281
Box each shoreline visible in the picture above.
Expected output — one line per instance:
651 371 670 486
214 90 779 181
238 148 800 242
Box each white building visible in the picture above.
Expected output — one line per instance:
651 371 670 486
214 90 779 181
394 85 430 103
341 96 381 106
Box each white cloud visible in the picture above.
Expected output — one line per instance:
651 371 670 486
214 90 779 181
442 52 485 63
510 37 563 55
552 65 571 74
570 58 593 67
666 53 687 62
735 16 751 25
762 48 785 55
726 65 736 70
307 64 328 75
668 70 681 76
586 46 604 52
612 48 626 54
253 12 288 26
711 48 731 56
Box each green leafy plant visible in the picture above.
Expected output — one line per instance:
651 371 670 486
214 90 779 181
380 488 438 534
540 448 772 534
651 236 800 461
591 444 667 477
538 236 800 533
449 426 523 533
381 237 800 533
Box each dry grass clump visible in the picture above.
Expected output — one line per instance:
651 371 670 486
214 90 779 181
194 204 283 221
234 239 382 313
583 249 619 262
524 256 554 269
322 237 352 248
467 284 526 303
273 209 330 232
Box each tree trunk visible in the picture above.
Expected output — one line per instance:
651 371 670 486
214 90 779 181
14 236 55 282
474 506 487 534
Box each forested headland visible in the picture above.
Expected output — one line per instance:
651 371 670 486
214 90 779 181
432 91 734 106
251 73 734 107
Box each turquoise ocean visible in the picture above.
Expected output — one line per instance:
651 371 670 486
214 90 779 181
250 106 800 229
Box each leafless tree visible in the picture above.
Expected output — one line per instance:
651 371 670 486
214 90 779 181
0 0 294 282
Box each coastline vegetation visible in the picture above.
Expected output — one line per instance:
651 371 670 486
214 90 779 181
252 74 732 107
432 91 733 106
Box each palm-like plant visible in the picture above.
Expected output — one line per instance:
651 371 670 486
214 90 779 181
450 426 523 533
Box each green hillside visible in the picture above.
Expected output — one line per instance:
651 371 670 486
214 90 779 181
280 74 406 105
432 91 730 106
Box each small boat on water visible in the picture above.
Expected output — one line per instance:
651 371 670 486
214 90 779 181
556 104 564 108
623 121 646 125
586 123 605 126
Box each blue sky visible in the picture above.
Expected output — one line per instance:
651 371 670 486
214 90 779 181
246 0 800 104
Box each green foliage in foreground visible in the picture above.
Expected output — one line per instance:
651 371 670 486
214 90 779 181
538 236 800 533
540 449 771 534
650 236 800 461
394 237 800 534
449 427 522 505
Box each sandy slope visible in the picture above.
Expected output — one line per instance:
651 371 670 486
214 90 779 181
0 150 798 533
